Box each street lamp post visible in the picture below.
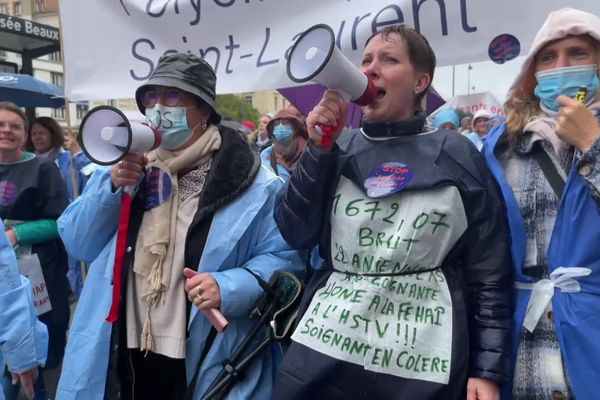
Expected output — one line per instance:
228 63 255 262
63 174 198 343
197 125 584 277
452 65 455 97
467 64 473 94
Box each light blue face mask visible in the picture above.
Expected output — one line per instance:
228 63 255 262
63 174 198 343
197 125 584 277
534 64 600 112
145 105 198 150
273 123 294 142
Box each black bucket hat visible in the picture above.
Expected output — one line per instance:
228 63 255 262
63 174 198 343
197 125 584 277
135 53 221 123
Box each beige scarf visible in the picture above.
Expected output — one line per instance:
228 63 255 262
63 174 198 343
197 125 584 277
132 124 221 349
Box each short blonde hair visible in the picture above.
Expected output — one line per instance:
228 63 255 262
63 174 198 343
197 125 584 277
0 101 28 133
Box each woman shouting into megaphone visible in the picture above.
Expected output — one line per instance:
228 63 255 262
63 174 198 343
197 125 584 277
55 53 304 400
273 25 512 400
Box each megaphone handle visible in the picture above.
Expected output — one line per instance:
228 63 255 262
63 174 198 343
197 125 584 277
106 192 133 323
317 119 341 148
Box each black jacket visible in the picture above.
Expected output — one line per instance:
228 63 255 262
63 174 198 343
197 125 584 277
272 119 513 400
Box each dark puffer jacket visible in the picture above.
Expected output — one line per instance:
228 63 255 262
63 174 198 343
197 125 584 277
272 118 513 400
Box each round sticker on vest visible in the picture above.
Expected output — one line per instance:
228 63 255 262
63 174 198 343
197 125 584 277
364 162 413 198
143 166 173 210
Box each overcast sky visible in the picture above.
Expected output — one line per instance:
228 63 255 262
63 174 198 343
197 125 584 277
432 56 526 105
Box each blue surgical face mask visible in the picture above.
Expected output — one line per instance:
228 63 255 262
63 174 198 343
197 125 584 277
534 64 600 112
272 123 294 142
145 104 198 150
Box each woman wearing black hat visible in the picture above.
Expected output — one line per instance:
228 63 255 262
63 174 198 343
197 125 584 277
56 53 303 400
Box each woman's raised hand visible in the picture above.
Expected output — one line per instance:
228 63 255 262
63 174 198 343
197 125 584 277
306 89 349 151
64 128 82 154
110 153 146 188
556 95 600 152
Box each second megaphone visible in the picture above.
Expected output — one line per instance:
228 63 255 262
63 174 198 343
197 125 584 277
79 106 161 165
287 24 377 106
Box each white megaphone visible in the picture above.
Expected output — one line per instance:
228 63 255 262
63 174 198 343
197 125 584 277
287 24 377 106
79 106 161 165
79 106 161 325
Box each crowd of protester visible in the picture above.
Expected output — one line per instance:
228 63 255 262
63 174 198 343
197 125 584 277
1 6 599 400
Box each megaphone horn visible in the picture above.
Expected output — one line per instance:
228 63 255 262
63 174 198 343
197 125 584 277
79 106 161 165
287 24 377 106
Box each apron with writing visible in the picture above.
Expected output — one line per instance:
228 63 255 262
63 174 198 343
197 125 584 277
292 175 468 385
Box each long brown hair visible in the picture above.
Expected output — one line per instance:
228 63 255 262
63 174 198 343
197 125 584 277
24 116 65 152
504 62 541 144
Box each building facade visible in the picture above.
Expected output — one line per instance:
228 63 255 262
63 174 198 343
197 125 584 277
0 0 88 127
239 90 289 116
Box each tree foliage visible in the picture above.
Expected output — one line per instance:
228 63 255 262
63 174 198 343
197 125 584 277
216 94 260 124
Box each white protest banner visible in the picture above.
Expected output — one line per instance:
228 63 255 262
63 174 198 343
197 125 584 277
429 91 504 119
59 0 600 100
18 254 52 316
292 177 467 384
